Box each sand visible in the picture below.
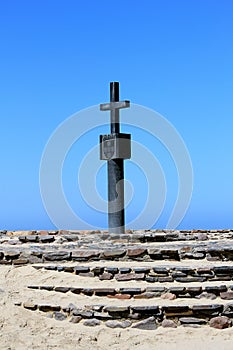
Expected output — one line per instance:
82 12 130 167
0 263 233 350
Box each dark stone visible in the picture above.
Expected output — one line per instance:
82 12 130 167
54 286 70 293
160 249 180 260
28 285 39 289
44 265 57 270
40 285 54 291
82 288 94 296
104 306 130 318
70 287 82 294
213 266 233 275
171 272 187 278
169 287 186 295
175 277 206 283
102 250 126 259
223 249 233 260
115 273 145 281
18 236 28 243
105 267 119 274
43 251 71 261
119 288 142 295
73 310 93 318
145 276 158 283
147 248 162 260
131 306 160 316
132 316 157 330
134 267 151 274
152 267 169 275
119 267 132 273
74 266 90 274
39 235 55 243
32 265 43 270
179 317 207 325
72 250 100 261
209 316 232 329
83 318 101 327
127 248 146 257
91 266 104 275
158 276 174 283
173 267 194 274
192 304 223 316
64 266 74 273
39 305 60 312
210 276 232 281
4 250 20 260
205 285 227 294
196 268 213 275
24 235 39 243
54 311 67 321
63 234 79 242
145 233 165 242
94 288 116 296
105 320 132 328
162 306 191 316
220 292 233 300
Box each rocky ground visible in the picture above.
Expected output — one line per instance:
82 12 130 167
1 229 233 349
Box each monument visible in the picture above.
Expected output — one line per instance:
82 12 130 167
100 82 131 233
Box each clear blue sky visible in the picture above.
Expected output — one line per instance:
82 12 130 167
0 0 233 230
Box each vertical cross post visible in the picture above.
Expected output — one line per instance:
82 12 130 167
100 82 131 233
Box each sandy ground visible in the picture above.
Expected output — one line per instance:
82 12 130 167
0 264 233 350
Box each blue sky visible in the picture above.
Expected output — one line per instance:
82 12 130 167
0 0 233 230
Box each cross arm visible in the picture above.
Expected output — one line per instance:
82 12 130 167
100 100 130 111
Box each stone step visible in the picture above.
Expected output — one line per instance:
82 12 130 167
3 230 233 244
27 284 233 300
16 301 233 329
31 264 233 283
2 240 233 263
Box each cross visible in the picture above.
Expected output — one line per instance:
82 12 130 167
99 82 131 233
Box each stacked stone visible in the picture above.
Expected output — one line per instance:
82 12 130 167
1 229 233 266
30 264 233 284
26 284 233 300
16 301 233 329
3 229 233 330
